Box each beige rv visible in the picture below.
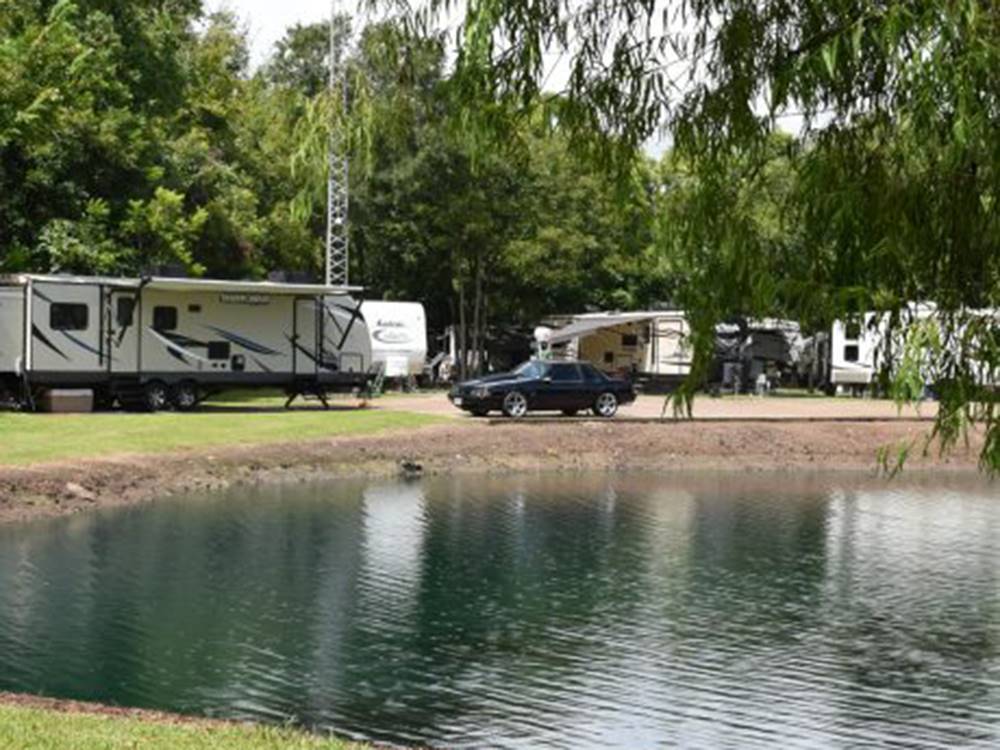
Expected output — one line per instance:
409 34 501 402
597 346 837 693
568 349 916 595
547 311 692 388
0 274 372 411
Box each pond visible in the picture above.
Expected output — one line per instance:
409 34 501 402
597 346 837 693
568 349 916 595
1 472 999 748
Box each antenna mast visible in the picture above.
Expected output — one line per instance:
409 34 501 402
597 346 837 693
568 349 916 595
325 0 349 287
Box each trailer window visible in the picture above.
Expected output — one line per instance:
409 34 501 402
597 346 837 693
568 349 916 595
844 345 860 363
50 303 88 331
116 298 135 327
153 306 178 331
845 321 861 340
621 334 639 347
208 341 231 360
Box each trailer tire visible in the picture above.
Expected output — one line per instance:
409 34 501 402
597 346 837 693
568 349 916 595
172 381 199 412
92 387 115 412
142 380 170 412
561 409 579 417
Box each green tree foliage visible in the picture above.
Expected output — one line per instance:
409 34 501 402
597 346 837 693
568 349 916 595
262 19 347 97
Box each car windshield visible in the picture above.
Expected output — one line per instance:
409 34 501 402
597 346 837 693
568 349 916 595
513 361 546 379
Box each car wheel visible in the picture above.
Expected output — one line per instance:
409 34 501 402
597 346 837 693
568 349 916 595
143 380 170 412
593 391 619 418
172 381 199 412
561 409 578 417
502 390 529 419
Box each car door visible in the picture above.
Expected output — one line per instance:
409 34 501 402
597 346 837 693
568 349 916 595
579 364 605 405
544 363 585 410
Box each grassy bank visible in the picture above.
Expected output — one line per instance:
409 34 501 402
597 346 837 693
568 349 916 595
0 395 443 466
0 702 364 750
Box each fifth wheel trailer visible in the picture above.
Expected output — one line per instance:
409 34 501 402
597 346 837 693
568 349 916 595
0 274 372 411
359 301 428 381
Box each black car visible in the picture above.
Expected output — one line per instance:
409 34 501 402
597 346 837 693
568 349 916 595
449 360 637 418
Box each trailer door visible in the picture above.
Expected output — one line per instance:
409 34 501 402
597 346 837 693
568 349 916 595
0 287 24 375
107 290 140 375
30 281 103 375
294 298 320 378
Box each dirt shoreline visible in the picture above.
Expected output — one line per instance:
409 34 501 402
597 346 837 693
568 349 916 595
0 690 230 727
0 418 984 526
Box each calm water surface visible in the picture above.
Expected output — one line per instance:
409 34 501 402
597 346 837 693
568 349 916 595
2 472 1000 748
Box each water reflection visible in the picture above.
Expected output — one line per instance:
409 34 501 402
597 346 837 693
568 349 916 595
1 472 999 748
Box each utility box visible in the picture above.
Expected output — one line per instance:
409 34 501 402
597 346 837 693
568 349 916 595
40 389 94 413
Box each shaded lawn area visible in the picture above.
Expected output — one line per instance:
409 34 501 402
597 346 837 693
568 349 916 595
0 704 363 750
0 397 443 466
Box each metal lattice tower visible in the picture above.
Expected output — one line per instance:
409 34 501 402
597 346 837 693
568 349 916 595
325 1 350 287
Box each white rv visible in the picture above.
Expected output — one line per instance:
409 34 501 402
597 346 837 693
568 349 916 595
827 303 999 394
829 314 881 391
0 274 372 411
359 301 427 380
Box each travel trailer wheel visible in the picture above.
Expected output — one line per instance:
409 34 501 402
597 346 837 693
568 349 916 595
502 390 529 419
172 381 199 412
561 409 579 417
92 388 115 412
593 391 619 418
142 381 170 412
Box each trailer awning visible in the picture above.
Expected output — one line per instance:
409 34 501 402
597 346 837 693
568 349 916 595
547 312 672 344
2 274 361 295
143 278 362 296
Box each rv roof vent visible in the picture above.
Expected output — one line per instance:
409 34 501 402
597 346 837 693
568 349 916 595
142 264 188 279
267 270 317 284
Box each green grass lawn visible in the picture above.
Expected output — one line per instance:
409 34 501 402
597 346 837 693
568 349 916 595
0 704 364 750
0 396 443 466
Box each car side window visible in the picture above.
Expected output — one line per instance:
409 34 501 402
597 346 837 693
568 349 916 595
581 364 606 382
550 364 582 382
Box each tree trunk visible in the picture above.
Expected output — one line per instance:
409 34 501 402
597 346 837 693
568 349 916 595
482 289 489 373
472 255 483 377
458 278 467 381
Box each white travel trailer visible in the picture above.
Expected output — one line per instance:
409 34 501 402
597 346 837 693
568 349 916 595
0 274 372 411
829 315 882 391
359 301 427 380
826 303 999 394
